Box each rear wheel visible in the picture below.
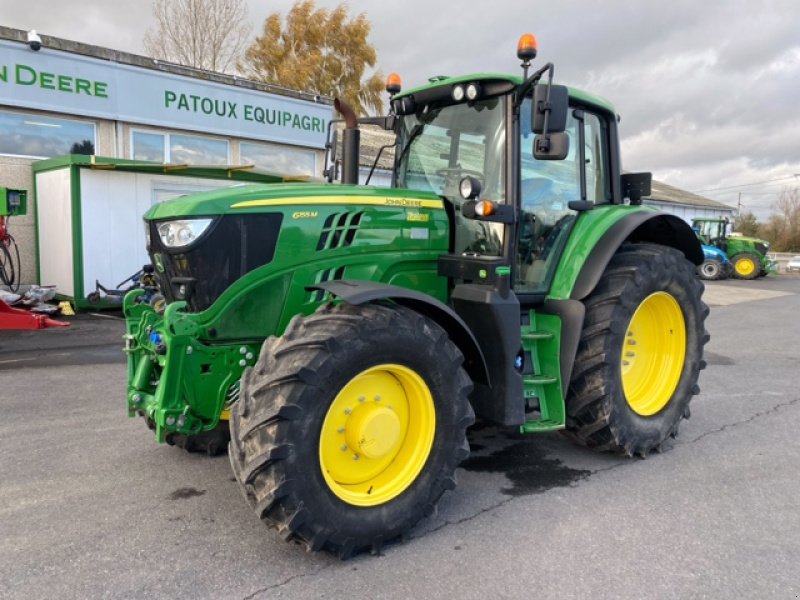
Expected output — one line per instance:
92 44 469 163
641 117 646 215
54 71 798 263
229 303 474 557
732 253 759 279
697 259 722 280
565 243 709 456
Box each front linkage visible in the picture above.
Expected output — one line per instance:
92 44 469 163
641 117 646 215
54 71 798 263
123 290 256 443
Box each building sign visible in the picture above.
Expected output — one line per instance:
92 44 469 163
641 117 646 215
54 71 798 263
0 40 332 149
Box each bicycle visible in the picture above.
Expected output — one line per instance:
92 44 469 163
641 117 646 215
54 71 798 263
0 216 21 293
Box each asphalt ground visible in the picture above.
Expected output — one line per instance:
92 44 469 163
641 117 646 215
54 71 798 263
1 275 799 599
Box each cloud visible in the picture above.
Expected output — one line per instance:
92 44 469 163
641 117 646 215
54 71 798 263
3 0 799 218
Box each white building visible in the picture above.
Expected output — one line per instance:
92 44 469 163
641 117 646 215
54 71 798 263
0 26 332 287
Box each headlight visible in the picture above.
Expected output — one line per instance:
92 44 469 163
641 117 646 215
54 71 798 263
452 85 465 102
156 218 213 249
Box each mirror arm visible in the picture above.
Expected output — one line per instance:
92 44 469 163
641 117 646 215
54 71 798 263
515 62 553 107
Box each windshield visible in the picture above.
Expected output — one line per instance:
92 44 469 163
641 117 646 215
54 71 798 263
395 98 506 255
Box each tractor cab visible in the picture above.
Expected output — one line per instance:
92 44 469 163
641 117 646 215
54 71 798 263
693 218 730 251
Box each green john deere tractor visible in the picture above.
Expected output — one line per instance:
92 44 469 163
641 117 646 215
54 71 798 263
124 35 708 557
692 217 777 279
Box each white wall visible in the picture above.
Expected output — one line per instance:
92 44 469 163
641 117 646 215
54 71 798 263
79 170 236 298
36 169 74 295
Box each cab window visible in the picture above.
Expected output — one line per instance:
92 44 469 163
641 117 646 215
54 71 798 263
516 104 610 294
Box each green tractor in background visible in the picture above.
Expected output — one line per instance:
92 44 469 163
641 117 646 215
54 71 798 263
124 34 708 557
692 217 777 279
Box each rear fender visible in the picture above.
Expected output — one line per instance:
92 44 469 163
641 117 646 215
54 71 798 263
571 212 703 301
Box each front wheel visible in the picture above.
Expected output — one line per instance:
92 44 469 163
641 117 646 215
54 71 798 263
565 243 709 457
229 303 474 557
732 253 759 279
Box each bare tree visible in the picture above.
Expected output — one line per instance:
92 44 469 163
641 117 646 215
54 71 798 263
144 0 251 73
759 187 800 251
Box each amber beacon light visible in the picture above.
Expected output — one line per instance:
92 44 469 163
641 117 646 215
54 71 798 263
386 72 402 95
517 33 538 61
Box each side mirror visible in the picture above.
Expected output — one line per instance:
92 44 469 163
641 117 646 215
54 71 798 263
621 172 652 205
533 131 569 160
532 84 568 134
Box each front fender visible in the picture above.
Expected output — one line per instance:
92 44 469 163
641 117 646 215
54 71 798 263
309 280 490 386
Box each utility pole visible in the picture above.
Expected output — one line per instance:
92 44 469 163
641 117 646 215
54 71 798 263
737 192 743 217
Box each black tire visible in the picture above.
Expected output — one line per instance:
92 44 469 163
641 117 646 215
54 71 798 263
697 259 723 280
731 253 760 280
0 235 21 292
564 243 709 457
229 302 474 557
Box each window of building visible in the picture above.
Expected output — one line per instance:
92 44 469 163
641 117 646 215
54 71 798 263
170 134 229 165
0 110 96 158
130 129 229 165
240 141 316 176
131 131 165 162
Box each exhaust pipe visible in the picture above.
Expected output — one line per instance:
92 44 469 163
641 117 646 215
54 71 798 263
334 97 360 185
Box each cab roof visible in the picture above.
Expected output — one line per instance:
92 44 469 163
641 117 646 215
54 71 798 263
394 72 617 117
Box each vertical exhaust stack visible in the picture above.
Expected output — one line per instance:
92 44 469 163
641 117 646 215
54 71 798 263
334 98 360 185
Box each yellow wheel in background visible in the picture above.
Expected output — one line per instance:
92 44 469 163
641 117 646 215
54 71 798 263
733 254 759 279
621 292 686 416
319 364 435 507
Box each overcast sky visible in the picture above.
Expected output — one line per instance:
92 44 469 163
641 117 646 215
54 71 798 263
4 0 799 219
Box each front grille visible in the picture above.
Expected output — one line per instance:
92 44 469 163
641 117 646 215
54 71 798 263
316 212 364 251
149 213 283 311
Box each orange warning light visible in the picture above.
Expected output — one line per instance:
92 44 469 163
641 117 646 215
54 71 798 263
517 33 538 61
386 72 402 95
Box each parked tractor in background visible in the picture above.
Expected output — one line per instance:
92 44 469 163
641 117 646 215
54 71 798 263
123 34 708 557
692 217 776 279
696 242 732 281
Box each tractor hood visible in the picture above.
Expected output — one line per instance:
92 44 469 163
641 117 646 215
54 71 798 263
143 183 443 221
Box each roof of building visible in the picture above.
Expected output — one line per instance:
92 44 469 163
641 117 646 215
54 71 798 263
0 26 333 106
645 179 733 211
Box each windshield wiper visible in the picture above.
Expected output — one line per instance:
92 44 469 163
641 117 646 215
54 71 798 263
395 121 426 176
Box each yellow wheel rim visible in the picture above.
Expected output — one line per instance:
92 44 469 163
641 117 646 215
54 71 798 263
319 364 435 506
735 257 756 276
620 292 686 416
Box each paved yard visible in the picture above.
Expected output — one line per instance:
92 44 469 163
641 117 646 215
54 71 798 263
1 276 799 599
